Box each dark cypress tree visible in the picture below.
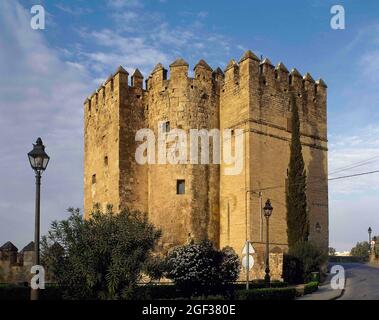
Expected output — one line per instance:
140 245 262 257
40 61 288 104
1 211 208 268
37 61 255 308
286 94 309 248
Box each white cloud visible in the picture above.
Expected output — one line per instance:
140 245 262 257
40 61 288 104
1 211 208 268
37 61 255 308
76 7 234 79
107 0 143 8
55 3 93 15
0 0 91 248
329 126 379 195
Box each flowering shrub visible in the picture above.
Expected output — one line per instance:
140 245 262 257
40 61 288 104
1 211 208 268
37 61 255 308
165 241 240 297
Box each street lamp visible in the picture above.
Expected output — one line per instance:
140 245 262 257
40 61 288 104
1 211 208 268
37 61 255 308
263 199 273 288
315 222 321 233
28 137 50 300
368 227 372 244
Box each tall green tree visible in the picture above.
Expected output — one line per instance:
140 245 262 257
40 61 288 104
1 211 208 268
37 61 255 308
41 207 161 300
286 94 309 248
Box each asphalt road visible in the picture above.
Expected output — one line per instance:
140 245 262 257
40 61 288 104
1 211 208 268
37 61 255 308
338 263 379 300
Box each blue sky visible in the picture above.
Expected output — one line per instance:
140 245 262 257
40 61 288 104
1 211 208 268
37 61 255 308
0 0 378 251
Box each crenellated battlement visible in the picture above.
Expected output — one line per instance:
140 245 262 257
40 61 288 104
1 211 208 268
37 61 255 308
84 50 327 117
84 65 148 117
219 51 326 98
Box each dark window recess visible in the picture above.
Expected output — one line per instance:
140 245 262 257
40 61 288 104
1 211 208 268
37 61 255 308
92 174 96 184
104 156 108 166
176 180 185 195
163 121 170 133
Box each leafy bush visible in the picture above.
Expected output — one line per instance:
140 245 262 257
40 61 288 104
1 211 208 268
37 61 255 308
41 207 161 300
283 242 327 284
165 241 240 297
237 287 297 301
303 281 319 295
142 255 167 281
350 241 370 260
283 254 303 285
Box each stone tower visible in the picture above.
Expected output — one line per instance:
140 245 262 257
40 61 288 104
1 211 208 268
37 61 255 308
84 50 328 277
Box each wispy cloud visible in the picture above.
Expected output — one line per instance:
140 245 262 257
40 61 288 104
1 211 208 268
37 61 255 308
55 3 93 16
75 6 233 79
329 126 379 195
107 0 143 9
0 0 91 248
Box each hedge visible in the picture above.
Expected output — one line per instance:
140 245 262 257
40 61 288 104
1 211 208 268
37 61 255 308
135 284 180 300
0 283 294 300
237 287 297 301
329 256 367 263
0 284 62 300
234 280 288 290
303 281 319 295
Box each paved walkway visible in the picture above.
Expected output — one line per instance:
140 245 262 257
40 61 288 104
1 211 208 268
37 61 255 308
297 265 344 300
299 262 379 300
338 263 379 300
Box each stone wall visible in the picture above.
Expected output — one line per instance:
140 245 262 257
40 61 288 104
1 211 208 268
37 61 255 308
0 242 34 283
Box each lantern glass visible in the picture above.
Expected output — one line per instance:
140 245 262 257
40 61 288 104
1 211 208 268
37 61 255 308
263 199 273 218
28 138 50 172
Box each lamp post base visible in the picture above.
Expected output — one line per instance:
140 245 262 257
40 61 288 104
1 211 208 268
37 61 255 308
30 288 39 300
264 272 271 288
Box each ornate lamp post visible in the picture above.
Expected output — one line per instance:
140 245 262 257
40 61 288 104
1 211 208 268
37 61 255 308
368 227 372 244
28 138 50 300
263 199 273 288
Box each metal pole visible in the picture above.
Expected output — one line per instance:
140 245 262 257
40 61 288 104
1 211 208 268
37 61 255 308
259 192 263 241
245 191 249 242
264 216 271 288
246 240 249 290
245 191 249 290
31 171 41 300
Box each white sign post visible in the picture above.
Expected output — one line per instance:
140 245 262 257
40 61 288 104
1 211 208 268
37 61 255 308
242 240 255 290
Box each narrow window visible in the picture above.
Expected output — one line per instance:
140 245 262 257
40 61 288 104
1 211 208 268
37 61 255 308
92 174 96 184
176 180 185 195
163 121 170 133
104 156 108 166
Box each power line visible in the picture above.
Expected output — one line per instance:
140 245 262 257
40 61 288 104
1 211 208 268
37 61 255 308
251 169 379 193
328 170 379 181
329 155 379 176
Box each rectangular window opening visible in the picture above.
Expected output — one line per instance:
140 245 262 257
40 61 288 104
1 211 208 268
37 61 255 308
176 179 185 195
